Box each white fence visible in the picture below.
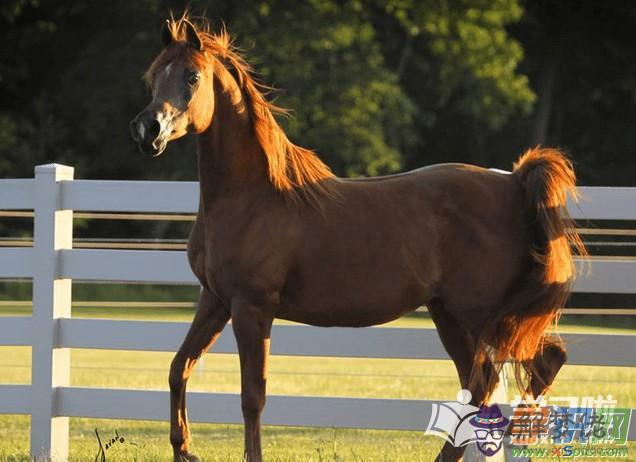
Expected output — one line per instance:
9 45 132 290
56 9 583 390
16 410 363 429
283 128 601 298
0 164 635 460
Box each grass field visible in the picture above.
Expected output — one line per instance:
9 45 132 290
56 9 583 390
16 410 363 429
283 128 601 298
0 306 634 461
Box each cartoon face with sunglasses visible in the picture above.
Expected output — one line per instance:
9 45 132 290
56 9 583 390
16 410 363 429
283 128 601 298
470 404 510 456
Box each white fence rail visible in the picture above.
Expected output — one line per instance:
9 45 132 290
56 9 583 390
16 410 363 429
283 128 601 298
2 246 636 292
0 164 635 460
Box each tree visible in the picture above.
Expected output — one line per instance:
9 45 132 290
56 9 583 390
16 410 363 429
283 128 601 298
369 0 535 167
501 0 636 185
0 0 535 180
229 0 417 176
221 0 534 174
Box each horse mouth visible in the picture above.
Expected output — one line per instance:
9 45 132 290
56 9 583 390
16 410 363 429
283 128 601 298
138 141 167 158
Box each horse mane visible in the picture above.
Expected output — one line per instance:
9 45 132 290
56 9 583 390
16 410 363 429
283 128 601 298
157 14 336 205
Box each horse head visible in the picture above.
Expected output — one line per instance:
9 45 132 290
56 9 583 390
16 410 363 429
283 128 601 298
130 17 215 157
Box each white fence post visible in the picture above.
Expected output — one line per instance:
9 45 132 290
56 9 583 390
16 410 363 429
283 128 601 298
31 164 74 461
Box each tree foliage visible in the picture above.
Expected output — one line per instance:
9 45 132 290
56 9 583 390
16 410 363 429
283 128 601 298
0 0 534 180
381 0 534 128
0 0 633 185
231 0 417 176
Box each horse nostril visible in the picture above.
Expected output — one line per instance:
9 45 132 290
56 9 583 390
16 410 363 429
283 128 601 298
148 119 161 139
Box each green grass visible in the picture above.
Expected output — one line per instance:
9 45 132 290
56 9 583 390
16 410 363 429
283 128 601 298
0 306 634 461
0 417 446 462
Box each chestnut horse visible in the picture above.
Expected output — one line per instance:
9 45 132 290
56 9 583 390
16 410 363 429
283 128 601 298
130 16 585 462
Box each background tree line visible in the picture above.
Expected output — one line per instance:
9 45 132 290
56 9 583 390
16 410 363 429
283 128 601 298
1 0 635 184
2 0 635 186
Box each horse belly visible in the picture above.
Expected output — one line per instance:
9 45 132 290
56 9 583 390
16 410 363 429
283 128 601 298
278 262 434 327
276 302 420 327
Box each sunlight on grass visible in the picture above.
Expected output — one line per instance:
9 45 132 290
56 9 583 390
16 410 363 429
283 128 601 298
0 306 633 460
0 416 445 461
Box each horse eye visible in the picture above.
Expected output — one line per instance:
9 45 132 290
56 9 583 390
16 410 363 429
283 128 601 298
186 70 200 86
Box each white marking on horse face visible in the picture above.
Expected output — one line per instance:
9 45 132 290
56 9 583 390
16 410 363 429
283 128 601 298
164 63 173 77
138 121 146 139
148 111 175 145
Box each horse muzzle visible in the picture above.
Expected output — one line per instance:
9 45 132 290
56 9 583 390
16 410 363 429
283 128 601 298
130 114 168 157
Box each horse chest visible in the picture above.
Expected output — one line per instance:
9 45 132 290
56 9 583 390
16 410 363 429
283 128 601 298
187 231 229 295
187 213 285 295
186 217 221 288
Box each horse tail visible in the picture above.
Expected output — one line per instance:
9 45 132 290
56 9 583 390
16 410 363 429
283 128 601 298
470 147 587 397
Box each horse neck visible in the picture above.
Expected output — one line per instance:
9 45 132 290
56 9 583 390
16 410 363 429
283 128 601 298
196 73 270 205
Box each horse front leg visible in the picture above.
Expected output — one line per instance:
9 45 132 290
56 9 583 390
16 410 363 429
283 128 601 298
231 296 274 462
169 289 230 462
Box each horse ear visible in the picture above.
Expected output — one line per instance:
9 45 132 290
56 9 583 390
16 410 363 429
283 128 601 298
183 20 203 51
161 20 172 47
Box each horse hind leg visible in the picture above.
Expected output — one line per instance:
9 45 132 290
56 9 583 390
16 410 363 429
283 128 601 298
169 289 231 462
428 300 500 462
525 337 567 399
